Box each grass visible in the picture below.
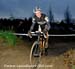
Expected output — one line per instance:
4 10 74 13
0 30 16 46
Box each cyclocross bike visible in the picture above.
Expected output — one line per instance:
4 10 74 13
29 25 48 66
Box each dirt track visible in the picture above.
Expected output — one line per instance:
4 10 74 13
0 39 75 69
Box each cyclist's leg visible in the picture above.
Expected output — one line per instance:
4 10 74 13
44 32 49 55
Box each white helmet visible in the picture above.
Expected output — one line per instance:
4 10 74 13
33 6 41 13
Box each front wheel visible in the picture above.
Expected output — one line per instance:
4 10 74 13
30 41 41 66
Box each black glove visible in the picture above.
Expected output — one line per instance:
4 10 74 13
28 31 32 38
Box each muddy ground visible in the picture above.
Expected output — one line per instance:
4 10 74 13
0 38 75 69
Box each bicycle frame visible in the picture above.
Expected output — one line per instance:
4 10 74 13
34 25 46 54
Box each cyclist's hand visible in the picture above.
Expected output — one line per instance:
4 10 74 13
43 29 47 34
28 31 32 38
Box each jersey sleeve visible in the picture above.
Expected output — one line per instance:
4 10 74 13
29 17 36 31
45 16 51 30
32 17 36 24
45 16 49 23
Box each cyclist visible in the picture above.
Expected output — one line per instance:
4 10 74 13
28 7 50 55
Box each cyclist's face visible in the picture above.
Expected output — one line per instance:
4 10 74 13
35 11 41 18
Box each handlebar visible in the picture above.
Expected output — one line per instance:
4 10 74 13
31 31 43 34
31 31 47 38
